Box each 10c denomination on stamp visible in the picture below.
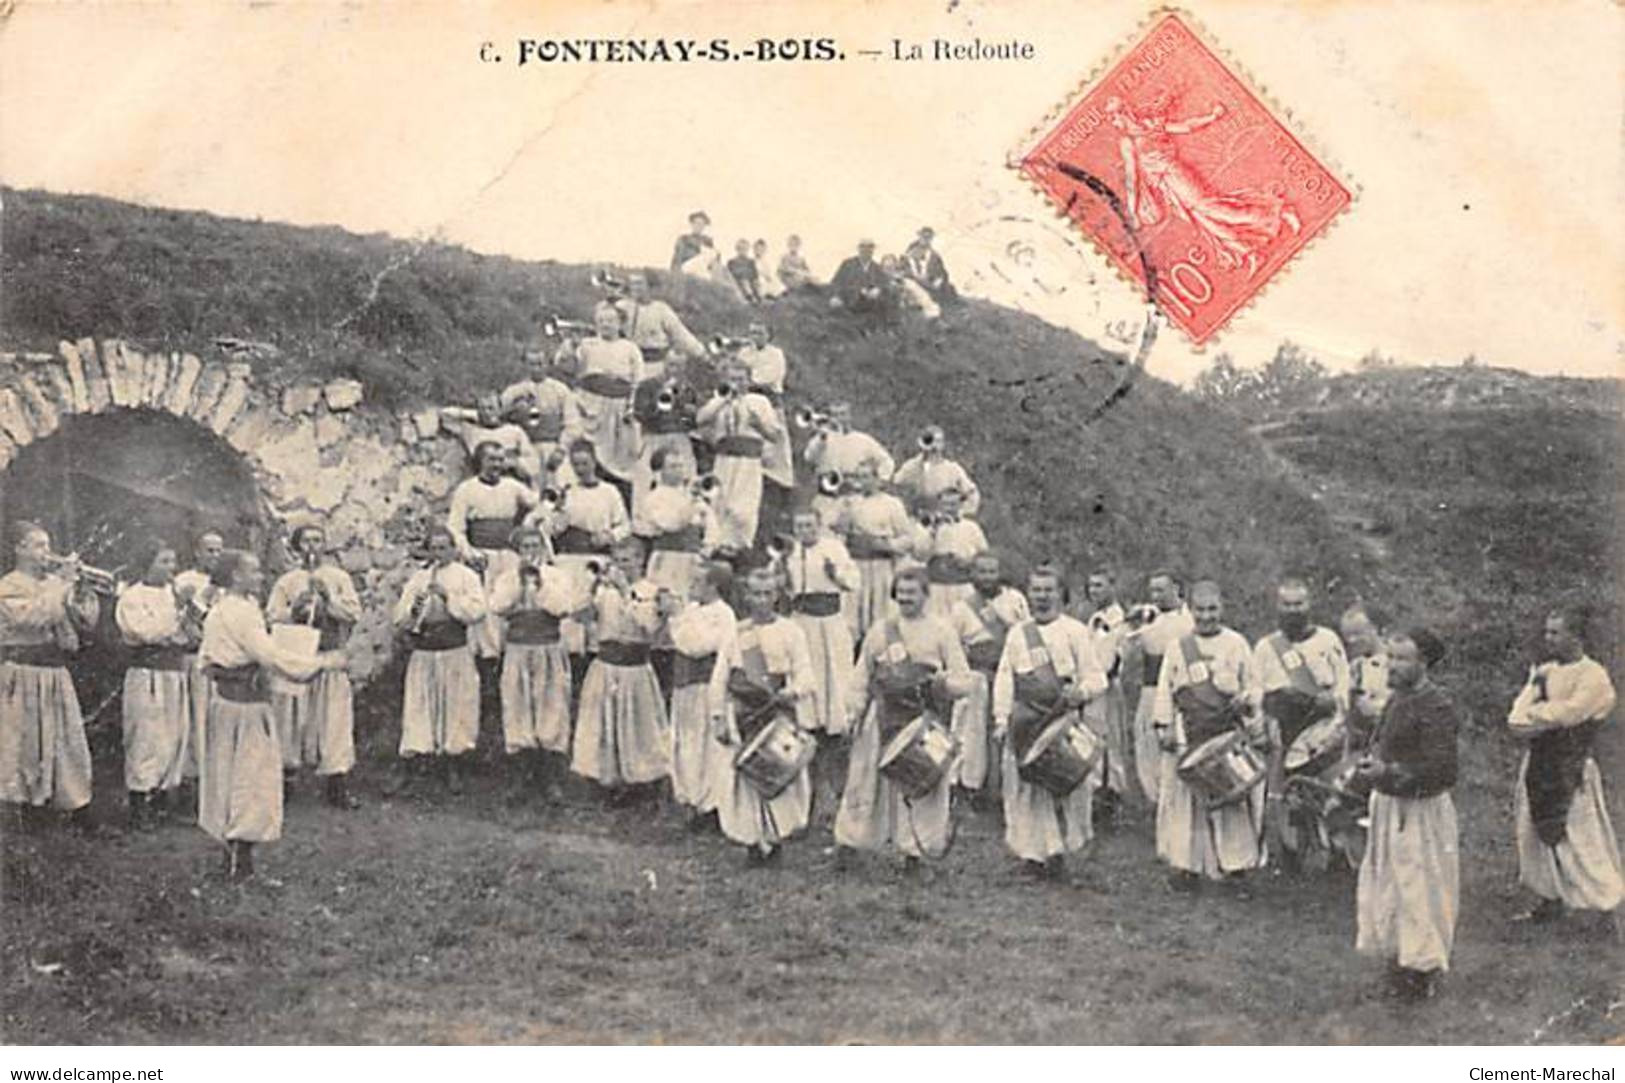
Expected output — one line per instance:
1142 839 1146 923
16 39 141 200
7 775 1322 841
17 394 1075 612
1015 11 1352 345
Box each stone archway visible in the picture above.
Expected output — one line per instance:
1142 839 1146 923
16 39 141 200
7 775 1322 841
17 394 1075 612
0 337 471 691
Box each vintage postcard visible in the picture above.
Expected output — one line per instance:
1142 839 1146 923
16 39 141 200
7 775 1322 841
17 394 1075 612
0 0 1619 1064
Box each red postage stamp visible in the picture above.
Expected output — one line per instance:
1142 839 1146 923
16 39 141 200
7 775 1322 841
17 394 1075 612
1015 11 1352 345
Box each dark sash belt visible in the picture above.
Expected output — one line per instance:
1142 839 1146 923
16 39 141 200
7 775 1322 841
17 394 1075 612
643 413 692 436
5 644 71 668
792 592 841 618
411 620 469 652
578 372 633 399
1526 718 1604 847
926 555 971 585
127 644 191 672
652 526 704 553
524 417 565 442
1142 650 1164 688
638 345 668 362
555 526 610 556
965 638 1006 675
673 651 717 688
208 663 268 704
846 532 894 561
598 640 652 667
507 610 563 646
467 517 516 551
715 434 764 458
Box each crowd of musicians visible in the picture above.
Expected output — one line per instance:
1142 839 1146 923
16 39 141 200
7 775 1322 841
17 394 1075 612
1 271 1620 1005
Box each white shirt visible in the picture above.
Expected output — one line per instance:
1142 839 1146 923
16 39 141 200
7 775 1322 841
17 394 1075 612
487 563 582 619
670 598 738 661
709 615 816 706
991 614 1108 728
1250 625 1351 720
926 518 987 562
0 571 74 647
1152 626 1256 736
1510 656 1617 732
115 583 186 647
736 343 787 393
783 535 858 595
633 484 718 548
442 416 541 481
265 565 363 625
392 562 487 629
198 592 323 679
448 476 541 558
805 429 895 482
546 480 630 545
894 454 982 517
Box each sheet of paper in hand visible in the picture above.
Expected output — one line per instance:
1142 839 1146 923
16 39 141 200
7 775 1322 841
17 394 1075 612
1014 11 1352 345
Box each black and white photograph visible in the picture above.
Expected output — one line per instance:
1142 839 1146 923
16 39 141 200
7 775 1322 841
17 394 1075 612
0 0 1620 1067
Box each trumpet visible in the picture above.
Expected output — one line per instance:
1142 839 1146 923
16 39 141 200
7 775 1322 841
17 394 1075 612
793 406 833 431
918 425 945 452
714 380 738 399
706 334 752 356
765 532 796 561
817 470 844 497
589 268 627 293
541 315 594 339
539 484 569 510
1126 603 1161 630
42 552 120 595
689 474 722 502
655 381 678 412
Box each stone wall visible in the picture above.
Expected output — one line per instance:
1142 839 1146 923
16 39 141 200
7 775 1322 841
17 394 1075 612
0 337 469 685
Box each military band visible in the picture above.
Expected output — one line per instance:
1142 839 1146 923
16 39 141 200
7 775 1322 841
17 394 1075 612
6 280 1612 1009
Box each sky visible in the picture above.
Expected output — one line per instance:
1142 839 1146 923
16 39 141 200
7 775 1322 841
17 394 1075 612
1 0 1620 385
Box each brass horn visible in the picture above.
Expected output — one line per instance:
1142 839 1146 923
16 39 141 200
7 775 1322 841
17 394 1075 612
689 474 722 502
793 406 832 431
918 425 945 452
589 268 627 293
42 552 120 596
541 315 594 338
706 334 752 356
817 470 844 497
765 532 795 561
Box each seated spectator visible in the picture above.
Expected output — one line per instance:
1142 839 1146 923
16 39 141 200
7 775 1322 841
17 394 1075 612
728 239 762 304
829 240 893 314
778 234 814 291
884 254 939 320
671 211 715 274
754 239 784 299
903 228 959 307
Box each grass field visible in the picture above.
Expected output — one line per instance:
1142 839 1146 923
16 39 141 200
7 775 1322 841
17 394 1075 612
3 729 1620 1045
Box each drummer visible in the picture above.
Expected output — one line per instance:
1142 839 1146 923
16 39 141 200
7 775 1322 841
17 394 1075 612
949 552 1030 810
834 563 972 871
1151 579 1266 892
1124 570 1194 805
708 565 817 865
1251 577 1350 868
667 561 738 828
991 563 1109 882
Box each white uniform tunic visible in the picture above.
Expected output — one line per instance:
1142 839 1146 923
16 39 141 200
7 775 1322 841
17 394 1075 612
443 416 542 484
893 453 982 518
953 588 1032 791
632 483 717 602
116 583 194 793
544 480 630 654
571 581 670 786
174 567 216 779
499 376 585 490
1153 626 1265 878
1508 657 1623 913
266 565 362 775
197 594 323 843
668 599 737 811
448 476 540 659
695 392 781 552
835 492 926 645
736 342 794 489
1087 602 1132 796
489 563 580 755
393 562 487 757
572 335 645 481
835 614 971 858
1128 605 1195 802
0 571 94 810
804 428 895 484
710 616 816 849
783 535 858 735
993 615 1109 861
922 517 986 620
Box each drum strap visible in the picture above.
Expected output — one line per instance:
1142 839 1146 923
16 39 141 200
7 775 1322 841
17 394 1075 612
730 625 789 743
1267 631 1325 698
1174 634 1236 746
1010 621 1069 758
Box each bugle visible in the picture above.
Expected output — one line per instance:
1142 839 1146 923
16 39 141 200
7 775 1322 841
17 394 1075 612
917 425 945 452
655 381 678 412
541 315 594 339
689 474 722 502
817 470 844 497
706 334 752 356
765 532 795 561
42 552 119 595
589 268 627 293
793 405 832 431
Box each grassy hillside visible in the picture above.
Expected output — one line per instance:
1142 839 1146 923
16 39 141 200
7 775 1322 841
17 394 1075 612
1 186 1353 635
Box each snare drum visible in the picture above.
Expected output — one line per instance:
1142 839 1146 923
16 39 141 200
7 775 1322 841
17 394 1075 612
1017 715 1103 797
1177 730 1267 807
268 623 322 697
734 714 816 799
1283 714 1346 776
878 715 960 799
